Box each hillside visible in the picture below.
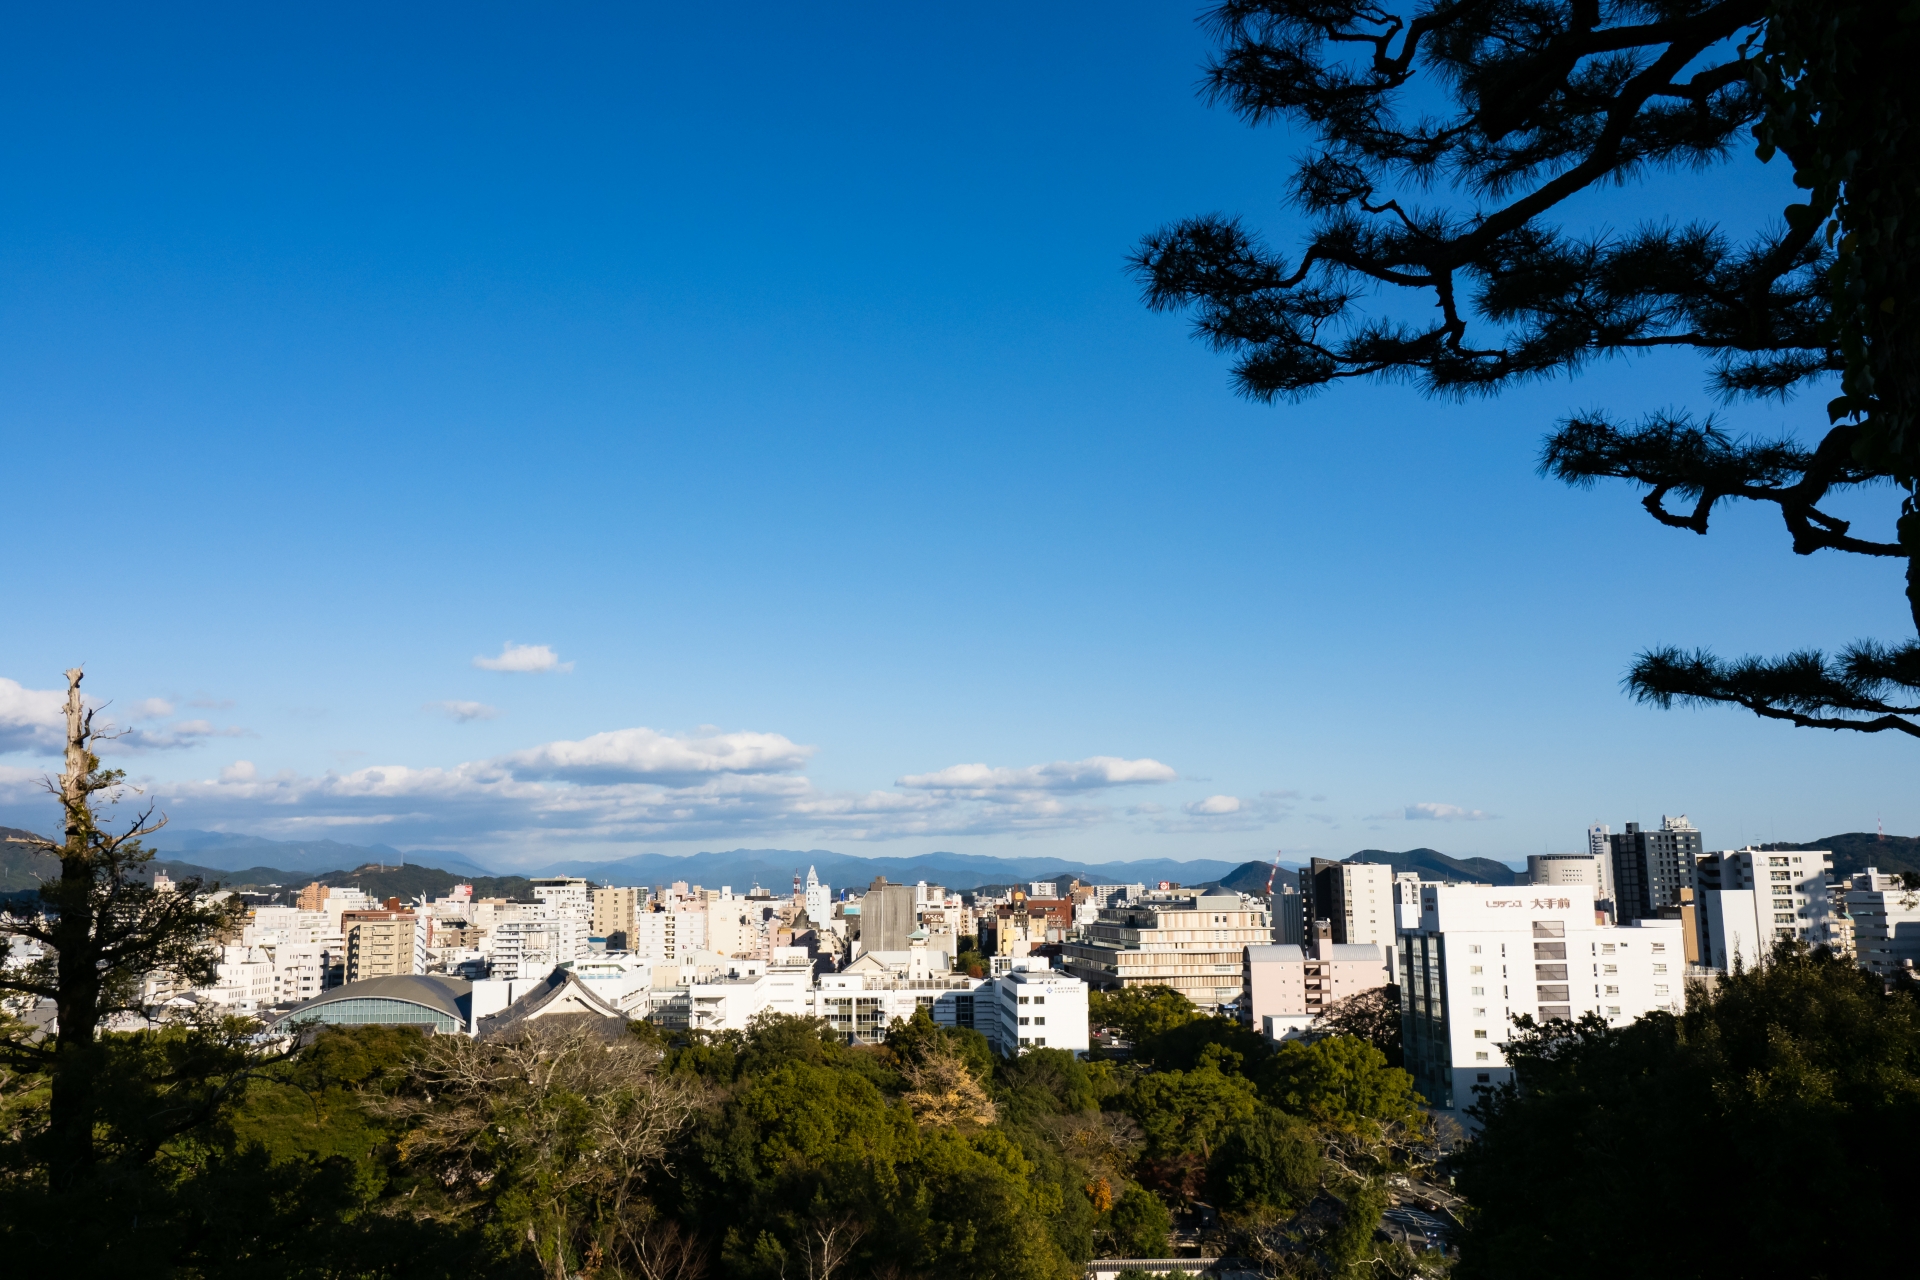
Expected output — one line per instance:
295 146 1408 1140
150 859 534 903
1344 848 1521 885
1762 833 1920 879
151 830 493 876
0 827 57 892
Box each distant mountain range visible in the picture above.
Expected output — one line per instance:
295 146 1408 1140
149 830 493 877
529 848 1252 893
17 826 1909 901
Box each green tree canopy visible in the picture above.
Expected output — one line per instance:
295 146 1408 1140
1259 1035 1423 1131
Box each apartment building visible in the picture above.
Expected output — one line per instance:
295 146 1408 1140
591 886 645 947
531 876 592 921
629 905 706 964
342 909 423 982
490 913 586 981
1062 891 1270 1010
1696 847 1836 967
1846 868 1920 980
1300 858 1393 948
1243 926 1392 1039
1399 883 1685 1113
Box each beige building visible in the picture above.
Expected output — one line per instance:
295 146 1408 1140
342 909 421 982
592 886 645 947
1063 892 1270 1010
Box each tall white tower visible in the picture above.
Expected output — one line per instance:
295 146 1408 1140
804 865 830 923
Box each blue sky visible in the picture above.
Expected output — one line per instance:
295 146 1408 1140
0 3 1908 872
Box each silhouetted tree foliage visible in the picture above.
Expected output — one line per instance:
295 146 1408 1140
1455 942 1920 1278
1315 983 1403 1066
1136 1 1920 739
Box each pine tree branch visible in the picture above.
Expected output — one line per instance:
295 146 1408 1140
1628 644 1920 737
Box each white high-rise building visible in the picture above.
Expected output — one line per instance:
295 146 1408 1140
1697 848 1836 968
1399 883 1685 1114
1846 868 1920 980
530 877 593 922
630 907 707 964
1303 858 1394 949
1588 823 1611 862
804 866 830 924
490 915 586 981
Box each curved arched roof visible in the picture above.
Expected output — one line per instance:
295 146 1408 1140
286 974 471 1021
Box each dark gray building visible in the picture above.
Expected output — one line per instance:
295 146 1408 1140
1607 816 1702 923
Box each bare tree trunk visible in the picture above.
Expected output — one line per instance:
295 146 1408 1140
46 668 103 1191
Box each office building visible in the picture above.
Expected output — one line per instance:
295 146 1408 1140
1271 882 1305 946
1696 847 1836 968
1527 853 1615 914
1062 891 1270 1010
810 969 987 1044
1846 868 1920 980
859 877 918 953
1399 883 1685 1113
1604 816 1702 923
982 961 1089 1056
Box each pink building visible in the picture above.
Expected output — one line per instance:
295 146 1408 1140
1243 933 1391 1040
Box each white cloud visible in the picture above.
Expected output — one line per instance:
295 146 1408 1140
504 727 815 784
473 643 573 673
0 677 247 756
0 671 1190 853
428 701 500 723
896 756 1177 795
1401 802 1496 822
1183 794 1243 816
0 677 66 754
109 719 250 752
130 734 1185 852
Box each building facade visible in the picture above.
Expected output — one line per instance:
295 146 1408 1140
1062 891 1270 1010
1301 858 1393 948
1243 930 1391 1039
1398 883 1685 1113
1606 816 1702 923
1527 853 1615 915
1846 868 1920 980
982 962 1090 1056
1696 847 1836 967
591 886 645 947
859 878 918 953
342 910 423 982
